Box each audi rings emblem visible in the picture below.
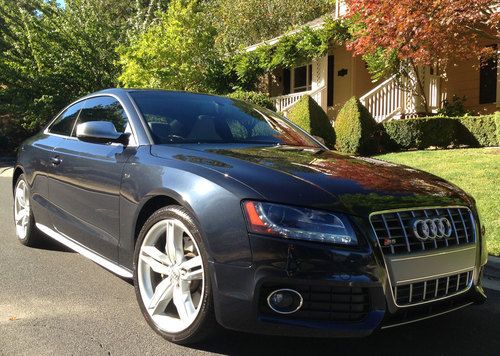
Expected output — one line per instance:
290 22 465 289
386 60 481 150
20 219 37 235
412 217 452 241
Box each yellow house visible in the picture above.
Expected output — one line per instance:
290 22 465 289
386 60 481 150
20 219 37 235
246 2 499 122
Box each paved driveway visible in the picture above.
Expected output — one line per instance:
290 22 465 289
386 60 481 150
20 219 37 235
0 176 499 355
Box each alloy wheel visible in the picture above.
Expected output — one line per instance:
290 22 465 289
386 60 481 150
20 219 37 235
14 179 30 240
137 218 205 333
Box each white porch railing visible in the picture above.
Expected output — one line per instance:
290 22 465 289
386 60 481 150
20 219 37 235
272 86 326 114
359 76 403 122
360 72 440 122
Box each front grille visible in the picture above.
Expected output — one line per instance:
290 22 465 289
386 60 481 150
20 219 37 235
394 270 473 306
370 207 475 255
260 285 370 322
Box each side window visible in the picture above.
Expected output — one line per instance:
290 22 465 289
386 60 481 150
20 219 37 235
75 96 129 134
48 102 83 136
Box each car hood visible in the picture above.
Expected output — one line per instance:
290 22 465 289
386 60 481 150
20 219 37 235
151 144 473 217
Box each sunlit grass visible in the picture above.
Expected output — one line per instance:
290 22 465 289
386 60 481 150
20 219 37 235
377 148 500 256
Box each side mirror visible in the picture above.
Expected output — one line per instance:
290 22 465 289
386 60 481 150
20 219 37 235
76 121 130 145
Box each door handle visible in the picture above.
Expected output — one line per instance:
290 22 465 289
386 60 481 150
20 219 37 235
50 156 62 166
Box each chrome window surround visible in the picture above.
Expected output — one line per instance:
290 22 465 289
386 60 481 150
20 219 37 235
43 93 141 147
368 206 478 308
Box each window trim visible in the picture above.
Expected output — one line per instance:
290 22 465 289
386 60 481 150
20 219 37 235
291 64 313 93
44 93 139 147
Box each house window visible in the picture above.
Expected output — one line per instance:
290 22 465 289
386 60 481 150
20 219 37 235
479 46 497 104
292 64 312 93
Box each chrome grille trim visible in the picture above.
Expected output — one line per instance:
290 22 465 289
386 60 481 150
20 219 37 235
370 206 476 255
393 270 473 307
368 206 478 308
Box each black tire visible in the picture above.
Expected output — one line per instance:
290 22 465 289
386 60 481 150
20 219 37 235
133 205 218 345
13 174 44 247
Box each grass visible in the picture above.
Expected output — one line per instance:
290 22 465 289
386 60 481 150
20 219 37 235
376 148 500 256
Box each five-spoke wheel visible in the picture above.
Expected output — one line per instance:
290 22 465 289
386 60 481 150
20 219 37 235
14 178 30 240
13 174 42 246
134 206 216 344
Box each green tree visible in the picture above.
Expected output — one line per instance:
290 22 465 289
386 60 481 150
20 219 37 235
213 0 335 52
0 0 133 135
118 0 228 93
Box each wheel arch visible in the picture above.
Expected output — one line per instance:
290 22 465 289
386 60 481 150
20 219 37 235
12 166 24 193
133 188 202 244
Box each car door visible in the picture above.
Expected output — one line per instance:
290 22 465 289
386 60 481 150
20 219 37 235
27 101 84 229
48 95 135 261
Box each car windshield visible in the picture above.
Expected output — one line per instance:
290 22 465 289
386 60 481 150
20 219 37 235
129 91 320 147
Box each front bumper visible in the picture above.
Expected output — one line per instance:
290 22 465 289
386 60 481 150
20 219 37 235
210 231 486 337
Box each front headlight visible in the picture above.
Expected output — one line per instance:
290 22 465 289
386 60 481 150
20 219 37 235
242 201 357 245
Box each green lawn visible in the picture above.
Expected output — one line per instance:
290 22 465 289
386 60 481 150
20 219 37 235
377 148 500 256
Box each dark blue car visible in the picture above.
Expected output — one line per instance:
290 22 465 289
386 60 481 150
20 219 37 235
13 89 487 344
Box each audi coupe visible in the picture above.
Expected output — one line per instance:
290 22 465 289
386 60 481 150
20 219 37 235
13 89 487 344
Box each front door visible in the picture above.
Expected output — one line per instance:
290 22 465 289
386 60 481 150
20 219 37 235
48 95 134 261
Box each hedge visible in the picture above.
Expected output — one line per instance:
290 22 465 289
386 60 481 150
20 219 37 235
226 90 275 111
287 94 336 148
381 114 500 151
334 96 378 155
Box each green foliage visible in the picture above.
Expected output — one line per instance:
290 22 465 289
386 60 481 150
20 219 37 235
213 0 335 52
362 48 400 82
456 115 499 147
382 115 500 151
226 91 275 111
334 97 377 155
0 0 133 147
382 117 458 150
118 0 228 93
287 95 335 148
228 18 351 90
437 95 469 117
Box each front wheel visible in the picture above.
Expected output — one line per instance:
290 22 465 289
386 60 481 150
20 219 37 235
133 205 217 344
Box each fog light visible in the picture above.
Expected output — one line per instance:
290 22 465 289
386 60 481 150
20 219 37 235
267 289 303 314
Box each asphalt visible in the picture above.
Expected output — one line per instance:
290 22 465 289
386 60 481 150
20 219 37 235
1 175 500 356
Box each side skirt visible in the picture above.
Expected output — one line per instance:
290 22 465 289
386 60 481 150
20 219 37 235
36 223 133 279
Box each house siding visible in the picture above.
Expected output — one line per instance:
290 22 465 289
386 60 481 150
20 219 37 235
443 56 498 115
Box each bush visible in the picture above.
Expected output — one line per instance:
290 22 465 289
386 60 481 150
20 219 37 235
437 95 469 117
383 117 457 150
334 96 377 155
456 115 499 147
0 115 28 156
287 94 335 148
381 114 500 151
226 90 275 111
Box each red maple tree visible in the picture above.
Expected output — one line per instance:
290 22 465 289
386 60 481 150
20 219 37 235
345 0 499 66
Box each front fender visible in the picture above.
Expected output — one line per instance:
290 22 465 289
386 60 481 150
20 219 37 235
118 146 263 269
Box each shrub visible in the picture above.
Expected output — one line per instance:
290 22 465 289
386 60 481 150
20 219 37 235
496 112 500 145
0 115 28 156
334 96 377 155
287 94 335 148
456 115 499 147
226 90 275 111
382 117 457 150
437 95 469 117
381 114 500 151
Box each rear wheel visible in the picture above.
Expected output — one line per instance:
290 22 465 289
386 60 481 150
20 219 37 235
133 205 217 344
14 174 43 246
